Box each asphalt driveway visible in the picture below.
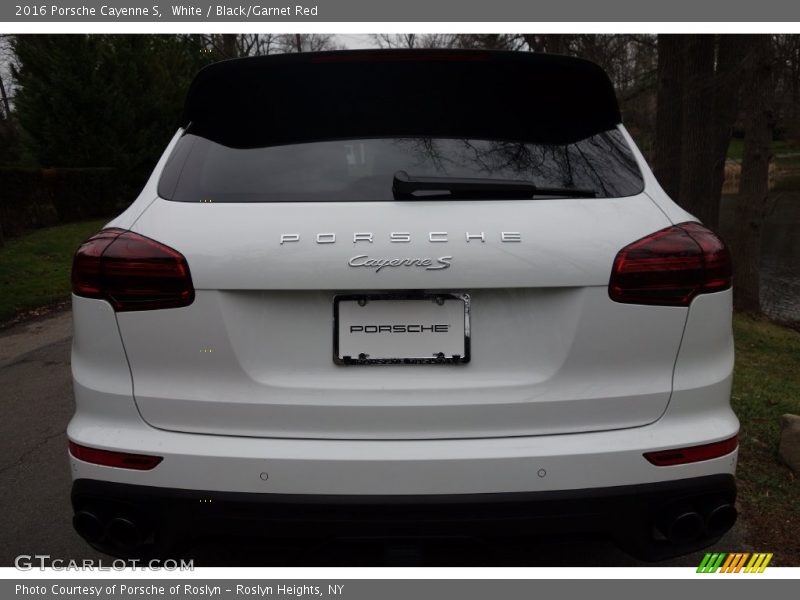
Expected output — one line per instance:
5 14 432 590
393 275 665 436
0 308 751 567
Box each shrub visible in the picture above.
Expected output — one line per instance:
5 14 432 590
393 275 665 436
0 167 119 238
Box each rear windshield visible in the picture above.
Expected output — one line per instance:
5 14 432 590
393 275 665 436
158 129 644 202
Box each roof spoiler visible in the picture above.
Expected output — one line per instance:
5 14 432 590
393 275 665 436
182 49 622 148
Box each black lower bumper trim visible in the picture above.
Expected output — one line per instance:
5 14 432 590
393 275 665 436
71 474 736 561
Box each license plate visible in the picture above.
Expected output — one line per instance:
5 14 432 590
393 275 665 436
334 294 470 365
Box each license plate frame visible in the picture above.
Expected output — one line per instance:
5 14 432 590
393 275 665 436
333 293 471 365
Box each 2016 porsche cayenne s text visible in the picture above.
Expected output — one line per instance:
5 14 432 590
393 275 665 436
68 50 738 561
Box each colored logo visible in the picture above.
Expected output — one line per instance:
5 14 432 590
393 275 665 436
697 552 773 573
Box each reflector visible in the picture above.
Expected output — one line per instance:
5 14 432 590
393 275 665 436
644 436 738 466
68 442 163 470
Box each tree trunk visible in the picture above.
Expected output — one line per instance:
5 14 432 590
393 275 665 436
733 36 774 313
792 41 800 126
0 71 11 120
0 71 10 246
654 35 686 202
544 35 568 55
221 34 237 58
710 36 747 212
521 34 541 52
678 35 718 228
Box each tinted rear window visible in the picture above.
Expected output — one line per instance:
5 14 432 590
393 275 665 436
158 129 644 202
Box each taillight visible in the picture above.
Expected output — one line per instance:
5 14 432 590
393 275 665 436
609 222 732 306
69 441 163 470
72 228 194 311
644 436 738 466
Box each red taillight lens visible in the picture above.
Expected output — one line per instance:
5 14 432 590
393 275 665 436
69 441 163 470
644 436 738 466
609 222 732 306
72 229 194 311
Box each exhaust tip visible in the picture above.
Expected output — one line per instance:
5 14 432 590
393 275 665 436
669 511 704 543
657 508 704 544
706 503 737 537
107 517 143 550
73 510 104 543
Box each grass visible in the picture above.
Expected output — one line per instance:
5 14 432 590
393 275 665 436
0 219 107 323
776 154 800 169
727 138 800 164
772 174 800 192
726 138 800 192
727 138 745 161
731 314 800 564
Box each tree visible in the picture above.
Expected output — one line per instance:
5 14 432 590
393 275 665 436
200 34 279 58
710 36 748 206
0 34 14 120
676 36 718 228
11 35 211 197
221 34 238 58
732 36 775 313
772 35 800 139
372 34 457 49
0 34 16 247
0 34 19 168
279 34 340 53
653 36 686 201
654 35 749 231
0 71 10 119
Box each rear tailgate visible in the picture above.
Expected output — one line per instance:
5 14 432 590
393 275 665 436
116 194 685 439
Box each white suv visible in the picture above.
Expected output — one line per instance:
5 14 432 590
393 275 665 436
67 50 739 561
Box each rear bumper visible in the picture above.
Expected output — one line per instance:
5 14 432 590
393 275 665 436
68 392 739 496
69 289 738 496
71 474 737 561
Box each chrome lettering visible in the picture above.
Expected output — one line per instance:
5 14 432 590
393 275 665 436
348 255 453 272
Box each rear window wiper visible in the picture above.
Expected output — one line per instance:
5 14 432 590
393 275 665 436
392 171 597 200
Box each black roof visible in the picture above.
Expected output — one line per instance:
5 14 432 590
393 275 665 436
182 49 622 148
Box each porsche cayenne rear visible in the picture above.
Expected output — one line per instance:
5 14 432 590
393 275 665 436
67 50 738 561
